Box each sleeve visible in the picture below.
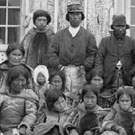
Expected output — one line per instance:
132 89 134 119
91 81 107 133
84 33 97 70
21 30 35 62
47 32 61 69
0 95 5 132
129 39 135 76
94 38 107 72
18 99 38 130
102 107 117 130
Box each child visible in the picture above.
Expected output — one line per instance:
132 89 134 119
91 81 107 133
0 65 38 135
67 84 108 135
89 69 116 108
33 65 50 102
33 88 78 135
49 70 73 107
102 86 135 135
49 70 66 93
89 68 104 91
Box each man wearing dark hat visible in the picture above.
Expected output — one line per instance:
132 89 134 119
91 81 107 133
95 14 135 90
21 9 54 69
48 2 97 98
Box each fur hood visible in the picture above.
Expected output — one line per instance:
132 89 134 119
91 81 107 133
33 65 49 85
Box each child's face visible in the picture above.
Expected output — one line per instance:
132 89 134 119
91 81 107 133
91 75 103 89
119 94 132 111
51 75 63 91
10 75 27 94
37 72 46 85
53 97 66 112
132 76 135 87
83 92 97 109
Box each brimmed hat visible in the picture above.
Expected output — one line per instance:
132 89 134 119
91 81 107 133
67 2 83 13
33 10 51 25
66 2 85 21
111 15 130 29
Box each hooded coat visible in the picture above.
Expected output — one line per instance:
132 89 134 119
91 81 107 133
0 88 38 133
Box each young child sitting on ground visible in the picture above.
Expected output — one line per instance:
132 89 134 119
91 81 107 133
102 86 135 135
67 84 108 135
33 65 50 102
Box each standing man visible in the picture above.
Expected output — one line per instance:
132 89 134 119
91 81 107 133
21 10 54 69
48 2 97 97
95 15 135 90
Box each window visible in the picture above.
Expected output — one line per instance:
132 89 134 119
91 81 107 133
0 0 21 44
130 0 135 39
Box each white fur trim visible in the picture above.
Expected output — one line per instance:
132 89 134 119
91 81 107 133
33 65 49 85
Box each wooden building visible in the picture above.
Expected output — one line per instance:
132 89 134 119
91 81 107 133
0 0 135 62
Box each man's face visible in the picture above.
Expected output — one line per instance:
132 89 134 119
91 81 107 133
113 25 126 40
68 12 82 28
35 16 48 31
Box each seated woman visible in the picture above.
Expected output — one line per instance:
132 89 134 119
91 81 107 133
0 42 33 93
33 88 78 135
101 86 135 135
0 65 38 135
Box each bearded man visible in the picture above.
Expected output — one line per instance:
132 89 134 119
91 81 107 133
95 15 135 90
21 10 54 69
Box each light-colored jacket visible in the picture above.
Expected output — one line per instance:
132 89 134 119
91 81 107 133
0 89 38 133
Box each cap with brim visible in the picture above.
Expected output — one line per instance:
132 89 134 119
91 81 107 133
111 15 130 29
67 3 83 13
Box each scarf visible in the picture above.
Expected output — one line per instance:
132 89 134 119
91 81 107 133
28 32 48 68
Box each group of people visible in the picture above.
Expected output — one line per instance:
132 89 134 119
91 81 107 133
1 1 135 135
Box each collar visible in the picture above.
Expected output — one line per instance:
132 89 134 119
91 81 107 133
68 25 80 37
69 25 80 31
112 34 126 44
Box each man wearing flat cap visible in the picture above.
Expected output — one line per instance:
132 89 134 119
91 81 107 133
48 2 97 98
95 15 135 90
21 10 54 69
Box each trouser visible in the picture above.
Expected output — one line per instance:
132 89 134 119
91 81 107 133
64 65 86 96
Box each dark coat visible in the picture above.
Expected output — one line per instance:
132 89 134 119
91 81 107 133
47 26 97 71
95 34 135 88
21 27 54 68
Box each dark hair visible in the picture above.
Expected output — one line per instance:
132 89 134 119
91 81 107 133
89 68 103 82
49 70 66 91
66 12 85 21
33 10 51 25
45 88 65 110
7 65 30 87
79 112 98 135
81 84 99 103
6 42 25 57
117 86 134 105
